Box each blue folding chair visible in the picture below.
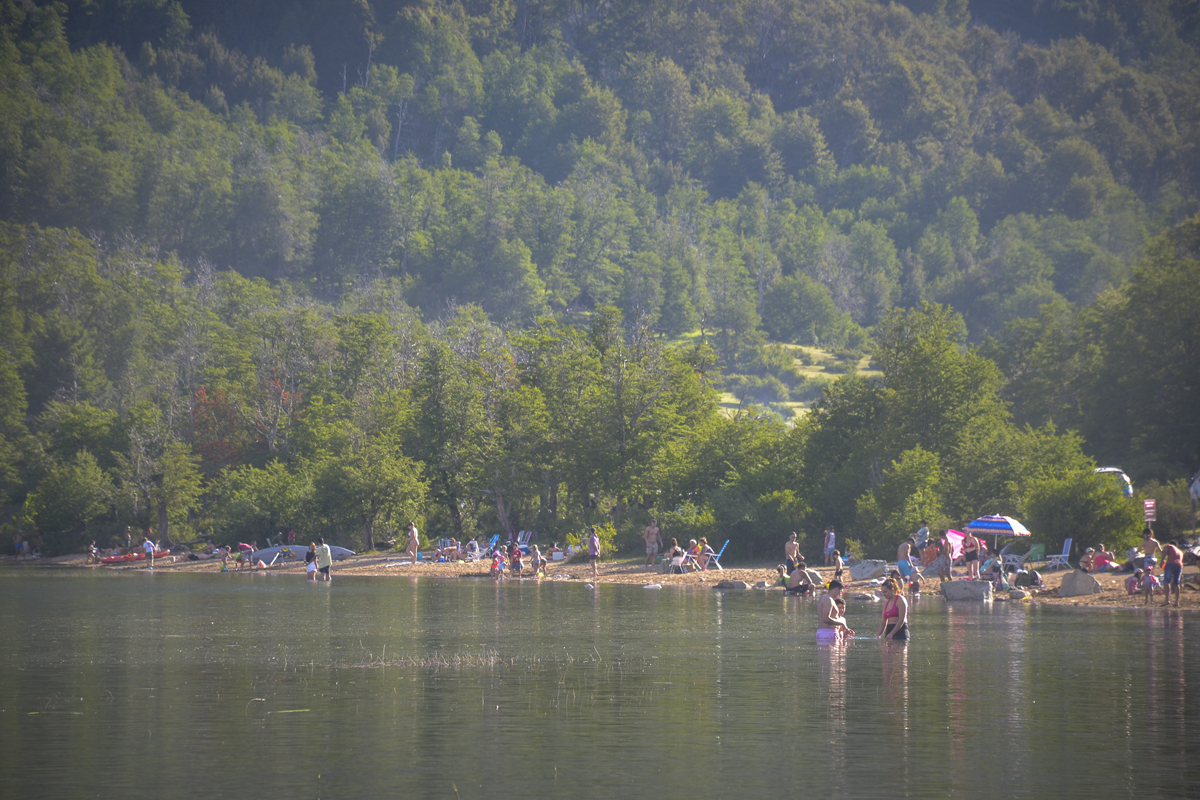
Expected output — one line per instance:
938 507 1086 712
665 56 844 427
707 540 729 570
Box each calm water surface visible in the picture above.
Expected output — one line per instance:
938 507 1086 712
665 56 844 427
1 571 1197 799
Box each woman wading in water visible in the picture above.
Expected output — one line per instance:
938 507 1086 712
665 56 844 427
816 580 853 643
877 578 909 641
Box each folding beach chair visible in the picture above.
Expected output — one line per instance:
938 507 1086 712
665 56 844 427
1044 539 1072 571
706 540 729 570
1003 544 1044 572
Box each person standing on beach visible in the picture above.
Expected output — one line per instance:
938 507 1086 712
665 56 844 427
817 580 853 642
962 531 981 579
143 536 156 569
588 527 600 578
897 538 916 580
1162 540 1183 607
824 528 836 566
1141 527 1161 569
406 522 420 563
785 533 801 574
123 527 133 554
315 538 332 582
914 521 929 554
644 519 662 568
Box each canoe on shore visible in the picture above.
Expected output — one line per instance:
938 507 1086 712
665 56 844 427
252 545 356 564
101 550 170 564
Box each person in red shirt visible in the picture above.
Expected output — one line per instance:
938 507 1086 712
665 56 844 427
1161 540 1184 607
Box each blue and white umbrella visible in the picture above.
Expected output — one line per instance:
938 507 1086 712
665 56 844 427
965 514 1030 551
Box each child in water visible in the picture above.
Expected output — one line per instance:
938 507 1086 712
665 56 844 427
834 598 849 642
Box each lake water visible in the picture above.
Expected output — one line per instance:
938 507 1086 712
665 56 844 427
2 571 1198 799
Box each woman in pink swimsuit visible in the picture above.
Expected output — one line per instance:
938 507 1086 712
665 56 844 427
876 578 909 641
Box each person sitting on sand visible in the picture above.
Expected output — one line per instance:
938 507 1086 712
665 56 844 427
775 565 790 587
816 580 853 642
1093 545 1117 572
1126 569 1143 595
547 542 564 561
1079 548 1095 572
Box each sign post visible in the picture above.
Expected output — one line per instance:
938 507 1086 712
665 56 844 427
1144 499 1156 524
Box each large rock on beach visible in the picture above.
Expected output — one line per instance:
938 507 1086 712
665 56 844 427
1059 570 1102 597
1009 589 1031 600
849 560 888 581
715 580 752 590
942 580 993 602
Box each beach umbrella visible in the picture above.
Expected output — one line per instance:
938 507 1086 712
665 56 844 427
965 514 1030 551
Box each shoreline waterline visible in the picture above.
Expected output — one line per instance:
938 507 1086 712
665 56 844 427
8 550 1200 611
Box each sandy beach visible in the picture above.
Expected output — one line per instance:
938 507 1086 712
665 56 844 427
9 550 1200 610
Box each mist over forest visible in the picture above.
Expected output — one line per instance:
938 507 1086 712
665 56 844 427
1 0 1197 560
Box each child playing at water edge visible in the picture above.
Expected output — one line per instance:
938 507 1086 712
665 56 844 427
1142 560 1161 604
1126 569 1143 595
490 549 506 579
908 568 924 597
832 550 845 582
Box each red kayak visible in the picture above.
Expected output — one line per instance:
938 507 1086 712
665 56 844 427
101 550 171 564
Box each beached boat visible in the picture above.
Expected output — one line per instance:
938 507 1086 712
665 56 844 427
252 545 356 564
101 550 171 564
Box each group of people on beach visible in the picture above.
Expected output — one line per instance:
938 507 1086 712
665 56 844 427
1116 528 1187 607
644 521 721 573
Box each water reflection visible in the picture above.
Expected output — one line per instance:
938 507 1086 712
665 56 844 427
817 641 849 796
3 574 1199 799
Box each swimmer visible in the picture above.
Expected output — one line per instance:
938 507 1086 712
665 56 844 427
877 578 909 641
816 580 853 642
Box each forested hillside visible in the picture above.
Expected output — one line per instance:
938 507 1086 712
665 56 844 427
1 0 1197 559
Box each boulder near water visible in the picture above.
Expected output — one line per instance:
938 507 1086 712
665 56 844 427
715 580 752 590
942 580 993 601
849 560 888 581
1058 570 1102 597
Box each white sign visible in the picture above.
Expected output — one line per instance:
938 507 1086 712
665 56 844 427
1144 499 1156 522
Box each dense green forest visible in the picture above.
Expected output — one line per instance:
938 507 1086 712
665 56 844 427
1 0 1197 560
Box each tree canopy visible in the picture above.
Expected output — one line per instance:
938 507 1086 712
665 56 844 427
0 0 1195 558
